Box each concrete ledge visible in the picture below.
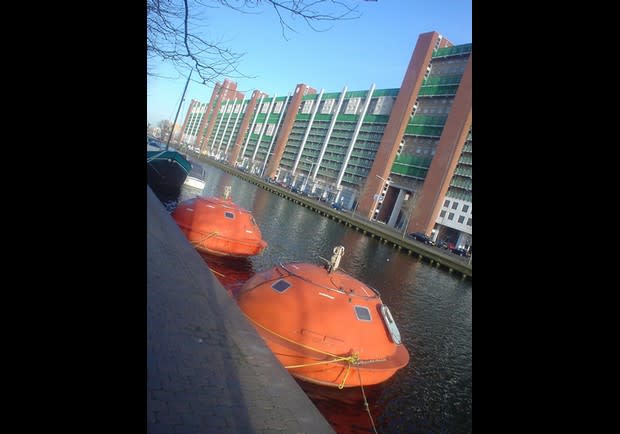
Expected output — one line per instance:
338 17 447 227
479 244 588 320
147 186 335 433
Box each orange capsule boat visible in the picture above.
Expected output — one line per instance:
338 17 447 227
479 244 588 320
237 246 409 388
171 194 268 258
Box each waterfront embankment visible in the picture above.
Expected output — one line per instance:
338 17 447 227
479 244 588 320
147 185 335 433
196 156 472 279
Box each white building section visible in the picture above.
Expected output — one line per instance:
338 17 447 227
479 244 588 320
336 84 376 187
313 86 347 181
291 89 324 175
261 94 290 177
224 102 245 155
435 198 472 235
211 100 229 153
217 101 235 153
241 95 265 159
252 95 277 161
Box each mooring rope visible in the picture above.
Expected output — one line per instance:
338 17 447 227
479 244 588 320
242 312 360 389
357 367 379 434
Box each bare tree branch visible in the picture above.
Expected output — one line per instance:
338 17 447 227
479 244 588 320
147 0 362 85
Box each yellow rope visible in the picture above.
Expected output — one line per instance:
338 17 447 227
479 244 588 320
208 267 225 277
339 363 352 389
242 312 360 388
191 230 219 246
244 313 340 358
284 356 354 369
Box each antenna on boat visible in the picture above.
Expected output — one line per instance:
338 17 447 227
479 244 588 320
165 68 193 151
223 186 232 200
327 246 345 273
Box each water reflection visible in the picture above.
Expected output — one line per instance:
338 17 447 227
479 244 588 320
196 251 254 298
297 379 388 434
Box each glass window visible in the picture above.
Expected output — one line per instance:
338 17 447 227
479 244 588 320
344 97 361 114
448 212 454 220
467 218 472 226
440 210 446 217
451 202 458 209
322 99 335 114
354 305 371 321
224 212 234 219
458 215 465 223
272 279 291 293
444 199 450 207
462 204 469 213
302 100 314 114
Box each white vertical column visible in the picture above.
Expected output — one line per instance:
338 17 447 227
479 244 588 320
224 102 245 154
335 84 376 187
388 189 406 227
252 94 277 161
241 95 265 159
312 86 347 180
261 94 290 177
291 89 324 175
210 100 228 154
216 102 234 153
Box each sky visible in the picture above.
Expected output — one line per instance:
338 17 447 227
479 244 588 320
147 0 472 127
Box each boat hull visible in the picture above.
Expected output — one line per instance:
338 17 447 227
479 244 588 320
237 263 409 388
147 150 191 195
247 318 410 388
172 196 267 258
183 176 206 191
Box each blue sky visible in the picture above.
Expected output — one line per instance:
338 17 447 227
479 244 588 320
147 0 472 127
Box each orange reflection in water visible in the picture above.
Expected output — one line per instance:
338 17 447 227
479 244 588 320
196 251 254 297
296 379 389 434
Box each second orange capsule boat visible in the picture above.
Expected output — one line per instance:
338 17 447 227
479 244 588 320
172 192 268 258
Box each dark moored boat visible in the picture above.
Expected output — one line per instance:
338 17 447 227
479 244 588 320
147 69 194 198
147 148 192 198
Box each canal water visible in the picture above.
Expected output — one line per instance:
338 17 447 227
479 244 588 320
159 161 472 434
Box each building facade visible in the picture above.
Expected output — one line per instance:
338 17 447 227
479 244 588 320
179 31 472 251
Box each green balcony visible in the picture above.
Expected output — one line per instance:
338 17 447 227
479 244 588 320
418 85 459 97
433 43 472 59
422 74 463 86
390 163 428 179
410 114 448 127
404 124 443 137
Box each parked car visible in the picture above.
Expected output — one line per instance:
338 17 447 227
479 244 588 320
331 202 343 211
437 240 450 250
407 232 435 246
451 247 471 257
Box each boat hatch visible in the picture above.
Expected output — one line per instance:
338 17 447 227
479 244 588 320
224 211 235 219
380 304 402 345
272 279 291 293
354 305 372 322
